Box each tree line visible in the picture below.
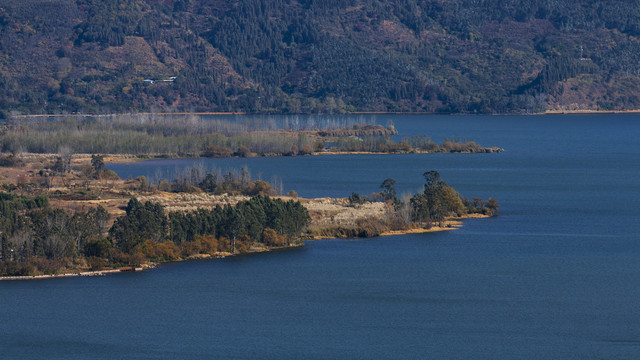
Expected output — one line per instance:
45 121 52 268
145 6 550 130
0 116 499 157
319 170 499 238
0 193 310 276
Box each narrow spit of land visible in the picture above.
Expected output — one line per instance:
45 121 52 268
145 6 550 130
0 116 503 158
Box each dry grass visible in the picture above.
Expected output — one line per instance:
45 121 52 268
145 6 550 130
300 197 388 228
1 153 492 238
134 193 389 228
138 193 251 212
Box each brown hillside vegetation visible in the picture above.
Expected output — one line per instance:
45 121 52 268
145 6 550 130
1 0 640 115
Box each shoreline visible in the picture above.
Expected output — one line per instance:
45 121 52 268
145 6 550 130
0 215 490 281
543 109 640 114
11 112 247 118
0 243 303 281
8 110 640 119
0 268 135 281
314 148 503 156
378 213 491 236
14 146 505 167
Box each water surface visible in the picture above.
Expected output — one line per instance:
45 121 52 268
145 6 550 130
2 114 640 359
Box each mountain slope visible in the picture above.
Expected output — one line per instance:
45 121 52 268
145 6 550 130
1 0 640 115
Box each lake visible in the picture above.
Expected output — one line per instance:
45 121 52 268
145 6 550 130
2 114 640 359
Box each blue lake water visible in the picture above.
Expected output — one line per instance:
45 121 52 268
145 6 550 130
2 114 640 359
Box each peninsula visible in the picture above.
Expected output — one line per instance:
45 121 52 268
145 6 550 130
0 152 498 278
0 115 502 159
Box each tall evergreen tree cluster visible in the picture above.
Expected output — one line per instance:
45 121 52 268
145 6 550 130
0 193 310 276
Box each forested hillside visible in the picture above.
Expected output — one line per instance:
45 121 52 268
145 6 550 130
1 0 640 115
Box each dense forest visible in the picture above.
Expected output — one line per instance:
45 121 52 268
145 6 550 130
1 0 640 115
0 192 310 276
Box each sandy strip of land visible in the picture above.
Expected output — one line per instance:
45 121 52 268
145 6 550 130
0 244 308 281
544 109 640 114
11 112 246 118
379 213 490 236
0 269 126 281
